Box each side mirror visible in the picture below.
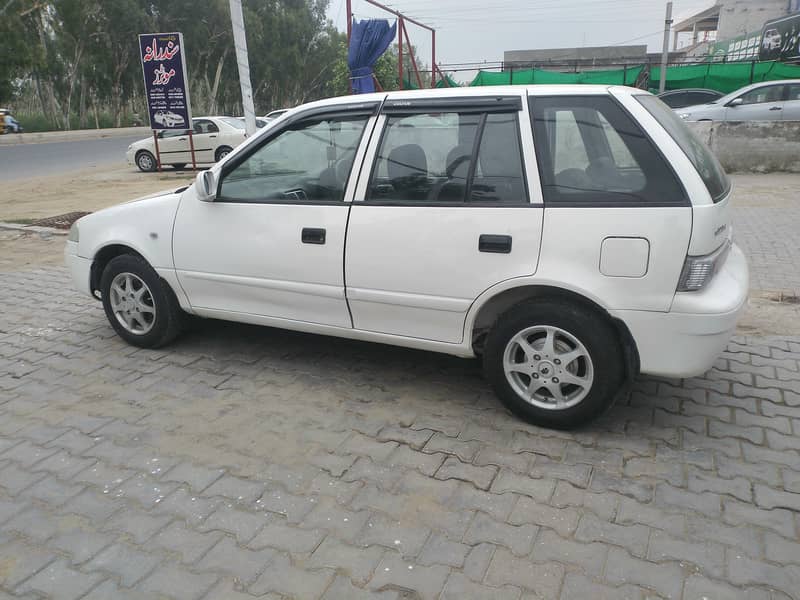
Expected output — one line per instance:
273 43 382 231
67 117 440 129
196 170 217 202
727 98 744 107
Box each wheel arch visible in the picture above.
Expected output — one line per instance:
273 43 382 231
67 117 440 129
89 244 146 296
467 283 640 382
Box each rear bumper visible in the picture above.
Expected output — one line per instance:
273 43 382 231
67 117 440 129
64 241 92 297
612 243 749 379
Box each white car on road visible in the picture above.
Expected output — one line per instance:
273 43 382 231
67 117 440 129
153 110 186 128
68 87 748 428
678 79 800 122
127 116 248 171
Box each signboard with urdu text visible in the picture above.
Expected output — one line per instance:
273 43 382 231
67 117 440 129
138 32 192 130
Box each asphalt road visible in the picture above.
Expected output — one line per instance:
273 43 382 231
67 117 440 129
0 134 144 181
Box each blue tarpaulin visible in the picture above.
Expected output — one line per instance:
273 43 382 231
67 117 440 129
348 18 397 94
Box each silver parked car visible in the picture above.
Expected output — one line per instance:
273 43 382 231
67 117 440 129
678 79 800 122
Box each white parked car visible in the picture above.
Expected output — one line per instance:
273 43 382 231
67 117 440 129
153 110 186 128
263 109 289 122
67 86 748 428
127 116 248 172
678 79 800 122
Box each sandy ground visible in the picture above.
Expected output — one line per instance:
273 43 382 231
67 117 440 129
2 166 799 337
0 164 193 222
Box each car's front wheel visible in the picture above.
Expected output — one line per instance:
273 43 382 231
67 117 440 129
136 150 157 172
100 254 184 348
483 299 624 429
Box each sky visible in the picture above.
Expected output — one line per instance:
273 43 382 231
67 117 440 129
327 0 715 81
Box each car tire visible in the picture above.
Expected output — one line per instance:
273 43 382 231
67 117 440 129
215 146 232 162
170 163 186 170
136 150 157 172
100 254 184 348
483 299 624 429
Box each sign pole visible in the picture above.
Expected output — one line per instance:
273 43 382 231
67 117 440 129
188 130 197 171
152 130 163 172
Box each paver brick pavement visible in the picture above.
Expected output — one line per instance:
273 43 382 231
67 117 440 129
1 264 800 598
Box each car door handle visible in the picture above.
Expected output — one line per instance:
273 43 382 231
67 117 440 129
302 228 326 245
769 106 782 111
178 137 187 141
479 234 512 254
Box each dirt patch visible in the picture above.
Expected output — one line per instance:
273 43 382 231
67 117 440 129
0 164 192 222
0 229 66 271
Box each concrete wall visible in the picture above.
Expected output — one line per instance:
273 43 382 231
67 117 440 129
717 0 792 40
687 120 800 173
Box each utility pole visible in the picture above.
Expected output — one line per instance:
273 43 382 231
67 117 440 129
659 1 673 94
229 0 257 136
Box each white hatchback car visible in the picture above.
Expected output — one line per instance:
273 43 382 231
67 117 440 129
127 116 248 171
68 86 748 428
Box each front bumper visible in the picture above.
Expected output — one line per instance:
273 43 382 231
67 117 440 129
612 243 749 379
64 241 92 297
126 148 136 166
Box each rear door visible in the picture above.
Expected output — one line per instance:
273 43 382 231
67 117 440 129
345 95 544 344
529 92 693 311
782 83 800 121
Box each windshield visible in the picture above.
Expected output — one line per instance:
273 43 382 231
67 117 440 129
220 117 245 129
636 95 730 203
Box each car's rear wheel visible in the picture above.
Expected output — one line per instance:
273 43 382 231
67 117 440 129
100 254 184 348
136 150 157 172
215 146 232 162
483 299 624 429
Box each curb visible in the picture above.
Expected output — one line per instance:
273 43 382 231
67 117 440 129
0 126 151 146
0 222 69 236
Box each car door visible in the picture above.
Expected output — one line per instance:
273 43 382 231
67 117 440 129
782 83 800 121
191 119 218 163
157 128 192 164
345 95 544 344
172 102 378 328
725 84 785 121
528 91 693 314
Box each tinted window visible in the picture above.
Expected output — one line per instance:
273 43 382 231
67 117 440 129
689 91 720 105
787 85 800 101
530 96 686 206
637 94 730 203
368 111 526 204
218 115 369 203
193 120 219 134
659 93 687 109
739 85 784 105
470 113 527 203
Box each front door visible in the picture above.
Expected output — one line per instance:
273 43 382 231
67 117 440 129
191 119 219 163
172 105 378 328
725 84 785 121
345 96 544 344
157 128 192 164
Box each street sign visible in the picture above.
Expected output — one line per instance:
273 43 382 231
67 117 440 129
138 32 192 130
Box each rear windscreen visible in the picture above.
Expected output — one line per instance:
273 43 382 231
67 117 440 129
636 95 731 203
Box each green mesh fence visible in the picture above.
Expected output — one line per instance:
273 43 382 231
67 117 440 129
468 61 800 93
649 61 800 94
470 65 643 87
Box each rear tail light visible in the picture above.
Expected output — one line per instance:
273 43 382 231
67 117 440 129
677 239 732 292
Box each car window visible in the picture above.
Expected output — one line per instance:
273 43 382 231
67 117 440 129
530 96 686 206
739 85 784 105
690 91 717 105
193 120 219 134
787 85 800 101
160 129 189 139
470 113 527 204
367 111 527 204
637 94 730 203
217 115 369 203
659 93 685 109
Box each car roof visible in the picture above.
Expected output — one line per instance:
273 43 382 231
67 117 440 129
717 79 800 102
285 84 646 116
659 88 721 95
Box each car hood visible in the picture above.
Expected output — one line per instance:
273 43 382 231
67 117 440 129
122 186 190 205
